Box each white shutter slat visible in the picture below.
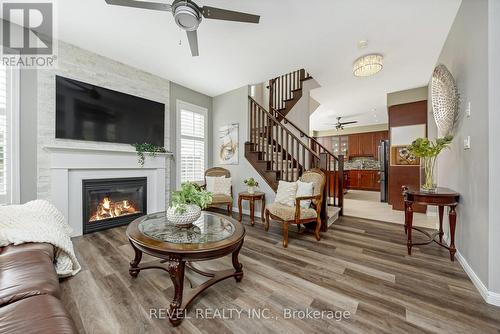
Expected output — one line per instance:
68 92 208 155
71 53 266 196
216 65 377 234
0 63 8 198
179 108 206 183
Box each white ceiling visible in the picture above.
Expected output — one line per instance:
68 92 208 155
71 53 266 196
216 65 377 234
55 0 461 130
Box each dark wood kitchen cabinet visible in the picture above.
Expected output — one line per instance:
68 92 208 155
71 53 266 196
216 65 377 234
349 170 360 188
348 134 361 157
348 131 388 158
359 133 374 156
332 135 349 156
317 131 388 159
359 170 376 189
348 170 380 191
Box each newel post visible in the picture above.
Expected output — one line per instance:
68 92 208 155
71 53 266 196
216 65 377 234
338 154 344 216
319 152 328 230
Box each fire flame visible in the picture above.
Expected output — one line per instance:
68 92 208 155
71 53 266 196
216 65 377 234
89 196 140 222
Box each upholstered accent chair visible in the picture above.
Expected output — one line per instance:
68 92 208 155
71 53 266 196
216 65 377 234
204 167 233 216
265 168 326 248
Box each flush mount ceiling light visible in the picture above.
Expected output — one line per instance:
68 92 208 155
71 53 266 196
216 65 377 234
358 40 369 49
353 54 383 77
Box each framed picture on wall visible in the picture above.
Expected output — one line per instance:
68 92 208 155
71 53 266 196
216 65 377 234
391 145 420 166
218 123 239 165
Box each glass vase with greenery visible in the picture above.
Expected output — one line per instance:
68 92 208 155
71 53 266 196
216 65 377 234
406 135 453 192
243 177 259 194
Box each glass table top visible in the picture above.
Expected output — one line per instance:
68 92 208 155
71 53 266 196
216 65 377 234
138 212 235 244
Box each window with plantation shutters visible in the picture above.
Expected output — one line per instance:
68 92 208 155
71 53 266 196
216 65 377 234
0 65 8 203
0 62 19 205
176 101 208 186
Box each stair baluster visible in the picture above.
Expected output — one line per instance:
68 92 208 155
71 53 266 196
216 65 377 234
245 97 344 223
268 69 312 120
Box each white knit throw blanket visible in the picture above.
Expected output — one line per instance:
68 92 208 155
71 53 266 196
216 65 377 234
0 200 81 277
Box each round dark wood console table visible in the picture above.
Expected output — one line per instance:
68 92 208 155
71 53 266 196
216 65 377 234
126 211 245 326
402 186 460 261
238 191 265 225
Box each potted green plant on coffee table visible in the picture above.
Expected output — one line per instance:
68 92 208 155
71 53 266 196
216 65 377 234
407 135 453 192
167 182 212 227
243 177 259 194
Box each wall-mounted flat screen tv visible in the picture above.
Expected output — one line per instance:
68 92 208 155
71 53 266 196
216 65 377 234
56 76 165 147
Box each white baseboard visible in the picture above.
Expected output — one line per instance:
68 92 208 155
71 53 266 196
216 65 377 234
444 235 500 306
234 207 262 219
487 290 500 306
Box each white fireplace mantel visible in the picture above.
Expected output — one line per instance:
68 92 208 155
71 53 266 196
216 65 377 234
44 145 171 236
43 145 173 169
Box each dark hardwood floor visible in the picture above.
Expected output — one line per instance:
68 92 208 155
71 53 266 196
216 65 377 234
60 214 500 334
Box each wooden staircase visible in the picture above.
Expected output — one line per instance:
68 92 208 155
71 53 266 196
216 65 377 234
268 69 312 120
245 97 344 230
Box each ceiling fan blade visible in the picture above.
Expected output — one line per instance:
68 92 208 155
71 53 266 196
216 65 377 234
186 30 199 57
105 0 172 11
340 121 358 125
201 6 260 23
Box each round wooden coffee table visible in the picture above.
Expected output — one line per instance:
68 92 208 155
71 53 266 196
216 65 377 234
126 211 245 326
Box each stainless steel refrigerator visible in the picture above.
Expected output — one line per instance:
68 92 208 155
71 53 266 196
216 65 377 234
378 140 389 202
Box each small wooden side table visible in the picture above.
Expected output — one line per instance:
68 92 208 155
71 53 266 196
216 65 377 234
402 186 460 261
238 191 265 225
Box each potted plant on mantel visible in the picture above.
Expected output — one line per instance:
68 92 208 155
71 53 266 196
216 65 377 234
132 143 170 167
407 135 453 192
243 177 259 194
167 182 212 227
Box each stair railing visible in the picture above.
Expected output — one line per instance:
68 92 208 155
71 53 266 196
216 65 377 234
269 69 311 112
250 97 320 182
249 97 344 216
271 107 344 211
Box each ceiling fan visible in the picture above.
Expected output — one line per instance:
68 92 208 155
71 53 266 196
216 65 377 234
333 116 358 130
104 0 260 56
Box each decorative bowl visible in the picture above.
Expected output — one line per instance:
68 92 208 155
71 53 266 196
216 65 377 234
166 204 201 227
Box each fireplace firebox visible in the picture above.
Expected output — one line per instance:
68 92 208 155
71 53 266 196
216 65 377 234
82 177 147 234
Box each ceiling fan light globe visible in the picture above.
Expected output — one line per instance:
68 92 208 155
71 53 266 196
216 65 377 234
173 4 201 31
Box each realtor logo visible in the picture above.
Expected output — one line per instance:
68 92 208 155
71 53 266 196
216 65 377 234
1 1 57 67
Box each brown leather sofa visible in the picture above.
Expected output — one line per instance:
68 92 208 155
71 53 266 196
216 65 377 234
0 243 77 333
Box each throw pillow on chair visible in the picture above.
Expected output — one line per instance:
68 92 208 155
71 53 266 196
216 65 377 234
275 180 298 207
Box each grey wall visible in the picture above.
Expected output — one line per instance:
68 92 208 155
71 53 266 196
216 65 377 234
285 79 319 135
169 82 213 190
436 0 490 287
212 86 275 215
488 0 500 294
19 69 38 203
387 86 428 107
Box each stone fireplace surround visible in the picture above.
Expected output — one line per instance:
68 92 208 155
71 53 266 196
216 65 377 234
33 41 171 236
44 145 172 236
